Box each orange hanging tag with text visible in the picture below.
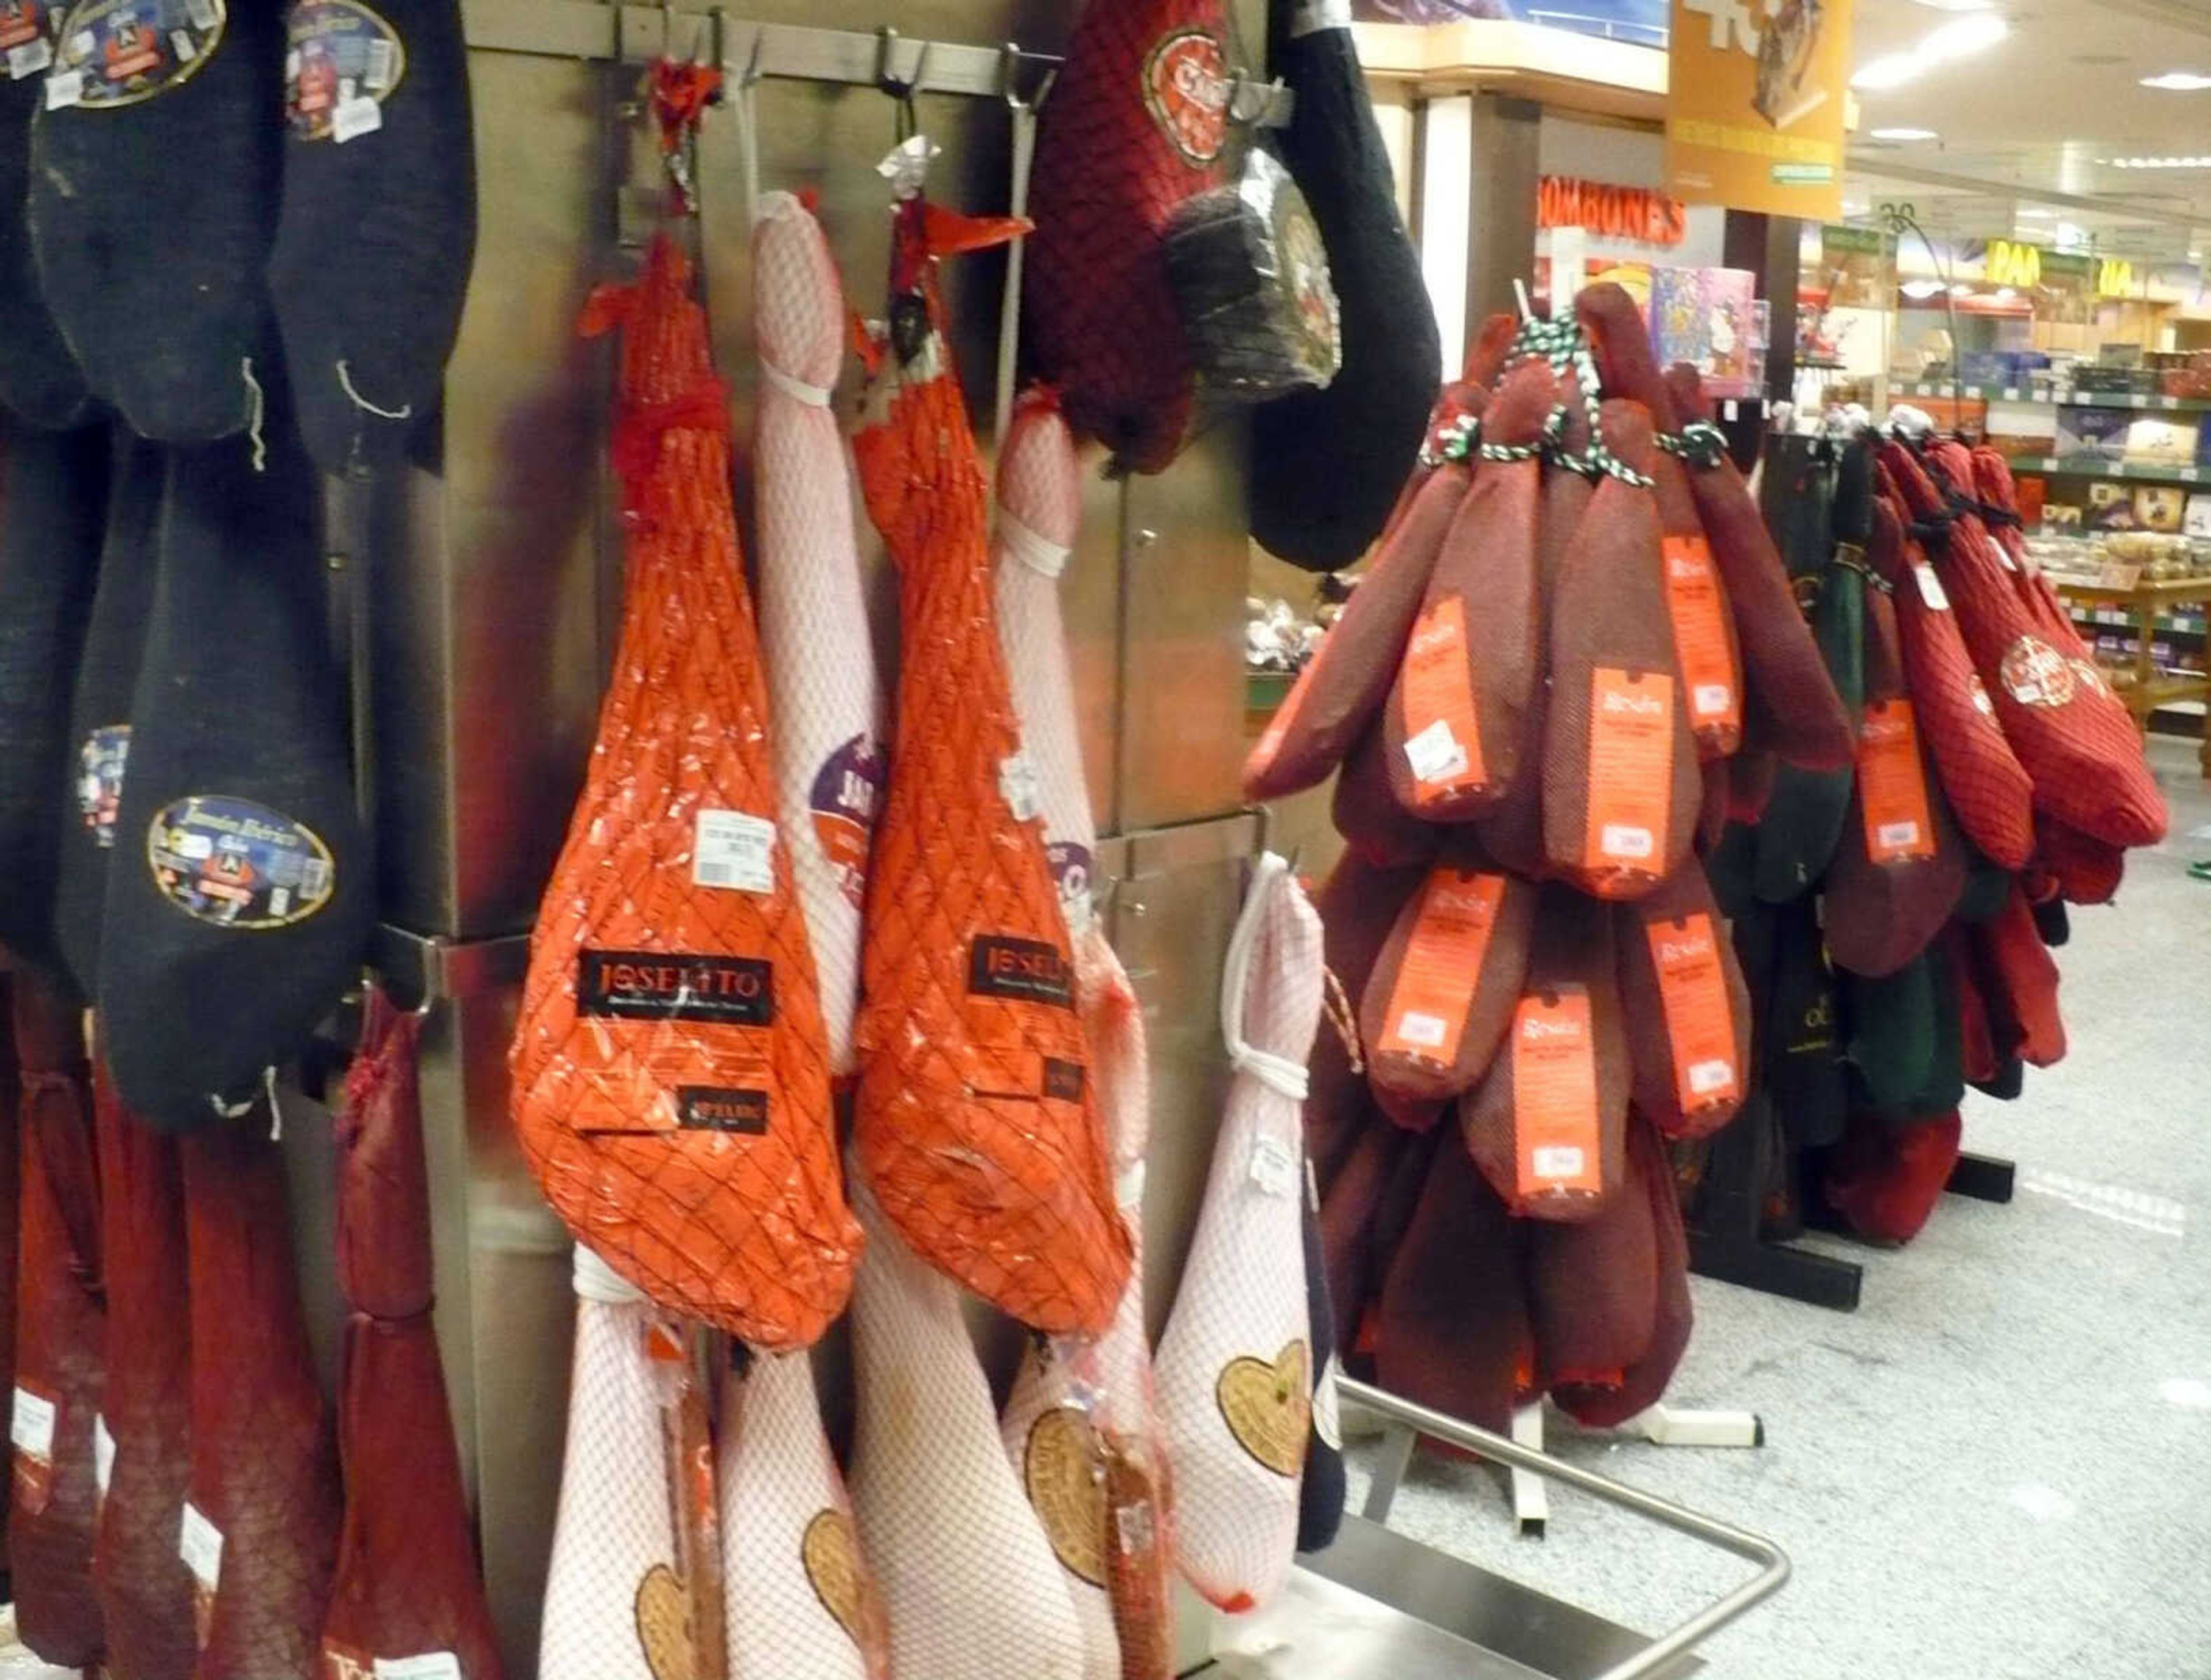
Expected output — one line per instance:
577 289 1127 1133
1661 536 1742 734
1400 598 1487 796
1511 987 1602 1201
1857 699 1937 864
1377 870 1509 1066
1582 667 1675 875
1645 912 1741 1113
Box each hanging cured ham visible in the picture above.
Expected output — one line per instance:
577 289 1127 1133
322 993 503 1680
1155 856 1319 1614
0 980 16 1564
510 233 860 1348
752 189 884 1076
1615 862 1752 1142
0 35 89 430
850 183 1127 1335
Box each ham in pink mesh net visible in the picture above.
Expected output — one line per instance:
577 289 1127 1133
9 970 105 1670
181 1113 341 1680
1551 1116 1692 1428
322 993 503 1680
717 1350 889 1680
92 1059 195 1680
1615 861 1751 1141
753 189 886 1078
1154 857 1320 1615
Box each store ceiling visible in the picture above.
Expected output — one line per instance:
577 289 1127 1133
1844 0 2211 252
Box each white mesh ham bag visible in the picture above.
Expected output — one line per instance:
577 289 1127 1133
1154 854 1320 1614
848 1191 1084 1680
717 1351 888 1680
752 189 885 1075
541 1248 719 1680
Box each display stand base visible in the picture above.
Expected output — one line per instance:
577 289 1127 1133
1507 1402 1765 1535
1688 1225 1865 1312
1946 1151 2016 1204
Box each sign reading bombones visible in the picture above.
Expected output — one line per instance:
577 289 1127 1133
1666 0 1853 221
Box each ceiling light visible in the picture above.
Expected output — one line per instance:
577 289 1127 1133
2142 71 2211 90
1852 54 1920 90
1872 127 1940 141
1852 11 2008 90
2018 207 2056 218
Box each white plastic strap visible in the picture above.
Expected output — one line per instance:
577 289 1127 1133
997 509 1072 579
572 1244 648 1305
760 359 834 408
1220 852 1313 1102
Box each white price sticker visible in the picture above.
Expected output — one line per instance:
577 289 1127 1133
94 1414 115 1496
998 752 1042 822
180 1502 224 1590
1247 1133 1298 1198
332 94 383 144
1694 682 1734 718
43 66 81 107
363 37 397 90
1915 563 1951 611
1403 718 1468 785
11 1386 55 1458
169 27 195 62
1313 1351 1345 1450
694 809 775 893
1601 823 1655 861
376 1655 464 1680
9 36 52 78
1877 820 1923 850
1391 1010 1448 1050
1532 1145 1587 1181
1688 1058 1736 1096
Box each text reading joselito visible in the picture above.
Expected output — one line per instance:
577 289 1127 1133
968 934 1076 1010
577 950 774 1026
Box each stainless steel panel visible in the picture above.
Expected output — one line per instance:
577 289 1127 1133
1205 1563 1559 1680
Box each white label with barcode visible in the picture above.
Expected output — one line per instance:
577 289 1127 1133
1688 1058 1735 1095
1404 719 1467 784
9 37 52 78
1915 564 1950 611
694 809 775 893
1392 1010 1448 1049
1878 820 1923 850
332 94 383 144
1248 1133 1298 1198
998 752 1042 822
375 1655 463 1680
94 1415 114 1495
1532 1145 1585 1181
184 0 219 28
170 27 195 61
44 66 81 107
299 856 332 898
363 38 397 90
1695 682 1734 717
1601 823 1655 860
180 1503 223 1589
11 1388 55 1458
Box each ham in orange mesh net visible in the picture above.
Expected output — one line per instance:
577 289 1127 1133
1541 400 1701 900
1383 360 1554 819
324 992 504 1680
1616 861 1752 1141
510 233 860 1350
851 189 1127 1336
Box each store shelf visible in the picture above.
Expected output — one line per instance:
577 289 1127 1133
2068 605 2208 637
2004 455 2209 484
1899 382 2211 414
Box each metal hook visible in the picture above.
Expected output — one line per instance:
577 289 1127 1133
734 14 763 88
1228 74 1283 126
999 41 1057 113
875 24 930 101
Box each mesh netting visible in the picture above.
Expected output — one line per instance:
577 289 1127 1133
1971 884 2066 1069
1551 1116 1691 1427
1822 1109 1962 1245
1616 862 1752 1141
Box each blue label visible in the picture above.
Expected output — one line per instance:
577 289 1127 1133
147 795 335 929
52 0 225 109
284 0 403 140
76 725 129 850
807 733 883 910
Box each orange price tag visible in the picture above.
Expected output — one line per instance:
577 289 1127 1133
1644 912 1741 1113
1582 667 1675 875
1661 536 1741 732
1510 987 1602 1200
1376 870 1508 1066
1399 598 1486 795
1857 700 1937 864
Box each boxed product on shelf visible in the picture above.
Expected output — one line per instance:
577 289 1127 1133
2087 482 2137 531
2073 363 2159 396
2055 405 2131 463
2185 493 2211 539
2123 416 2198 466
1959 349 2049 388
2134 486 2187 533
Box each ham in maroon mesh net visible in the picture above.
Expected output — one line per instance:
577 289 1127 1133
1525 1108 1658 1390
183 1114 342 1680
1866 494 2035 871
1822 1110 1963 1246
1615 861 1751 1142
322 991 504 1680
0 978 17 1561
1316 1118 1412 1359
1551 1116 1692 1428
1970 886 2066 1070
10 969 105 1670
1305 855 1423 1183
2034 815 2124 906
1541 401 1701 900
92 1060 196 1680
1334 722 1441 870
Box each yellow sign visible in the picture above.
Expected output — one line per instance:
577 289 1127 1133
1666 0 1855 221
2098 257 2136 298
1986 240 2042 290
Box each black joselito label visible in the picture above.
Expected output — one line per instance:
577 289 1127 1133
967 934 1074 1010
1042 1058 1085 1102
676 1086 769 1134
577 949 774 1026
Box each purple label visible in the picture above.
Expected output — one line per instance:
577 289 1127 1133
808 733 883 910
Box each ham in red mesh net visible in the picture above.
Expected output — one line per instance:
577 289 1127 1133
1822 1110 1963 1246
1968 446 2034 572
1334 722 1442 869
1461 887 1629 1221
1541 400 1701 899
1243 458 1474 801
2035 815 2124 906
1883 442 2166 849
1524 1108 1658 1390
0 979 16 1561
181 1113 341 1680
852 190 1127 1336
1359 839 1536 1107
1947 925 2000 1086
1866 493 2035 871
1552 1116 1692 1428
1372 1137 1528 1436
1383 362 1556 819
9 970 105 1670
510 233 860 1350
1305 855 1422 1186
322 993 503 1680
1616 862 1751 1141
1824 580 1967 979
92 1059 196 1680
1970 885 2066 1069
1024 0 1230 472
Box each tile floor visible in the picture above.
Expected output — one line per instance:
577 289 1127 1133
1341 736 2211 1680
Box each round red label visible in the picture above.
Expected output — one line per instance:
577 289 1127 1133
1142 29 1229 166
2000 636 2075 709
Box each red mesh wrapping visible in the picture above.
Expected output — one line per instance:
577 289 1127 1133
183 1119 341 1680
1382 374 1491 548
1968 448 2033 571
1383 363 1555 818
1334 722 1441 869
1024 0 1228 472
1971 885 2066 1069
1243 459 1473 801
1885 442 2166 849
1541 401 1701 898
2035 815 2124 906
323 992 504 1680
1616 863 1752 1141
1306 856 1423 1187
1372 1136 1529 1436
1524 1109 1657 1390
1821 1110 1962 1246
1823 582 1967 979
0 978 16 1559
9 970 105 1669
1461 887 1630 1220
1317 1119 1414 1360
1866 497 2035 870
1947 926 2000 1086
92 1061 196 1680
1360 836 1536 1105
1551 1117 1690 1427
